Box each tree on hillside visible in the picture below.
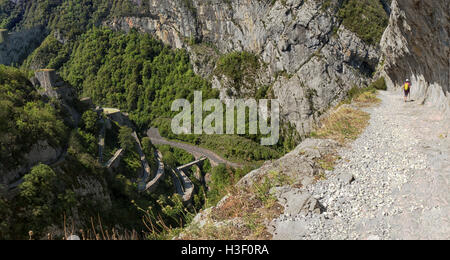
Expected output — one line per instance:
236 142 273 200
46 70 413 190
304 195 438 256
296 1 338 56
119 126 135 151
0 194 12 239
19 163 58 233
141 137 154 155
81 110 98 134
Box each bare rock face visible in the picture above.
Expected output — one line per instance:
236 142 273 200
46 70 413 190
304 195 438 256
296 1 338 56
33 70 77 102
0 26 46 66
0 140 63 186
274 188 323 216
236 138 339 189
380 0 449 114
105 0 381 136
24 140 63 166
31 70 81 126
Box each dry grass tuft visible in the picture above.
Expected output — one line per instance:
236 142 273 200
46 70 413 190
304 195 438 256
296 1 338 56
313 151 341 182
316 152 341 171
315 106 370 144
181 172 288 240
353 90 381 107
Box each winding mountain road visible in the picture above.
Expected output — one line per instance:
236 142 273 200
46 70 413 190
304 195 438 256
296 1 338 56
141 150 165 193
147 128 241 168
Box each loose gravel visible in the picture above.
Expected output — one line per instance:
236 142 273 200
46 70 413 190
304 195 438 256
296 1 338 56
272 90 450 240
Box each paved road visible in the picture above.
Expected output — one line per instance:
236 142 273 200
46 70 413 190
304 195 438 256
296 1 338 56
104 149 123 168
147 128 241 168
132 131 153 192
98 119 105 163
175 168 195 203
143 150 165 192
171 169 185 195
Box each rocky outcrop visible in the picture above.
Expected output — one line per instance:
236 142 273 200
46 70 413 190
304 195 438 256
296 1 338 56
105 0 382 136
380 0 449 114
272 187 324 216
237 138 340 189
0 26 46 66
1 140 63 186
24 140 63 166
32 69 81 126
33 70 78 102
186 138 339 233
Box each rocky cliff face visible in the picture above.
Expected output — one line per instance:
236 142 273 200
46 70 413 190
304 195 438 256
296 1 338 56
380 0 449 114
32 70 81 126
0 140 63 186
105 0 382 136
0 26 46 65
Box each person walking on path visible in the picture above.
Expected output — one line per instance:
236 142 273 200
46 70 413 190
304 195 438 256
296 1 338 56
403 79 412 102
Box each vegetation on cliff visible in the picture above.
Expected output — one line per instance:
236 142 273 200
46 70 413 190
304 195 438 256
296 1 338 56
338 0 389 45
61 28 218 129
0 0 141 33
0 65 68 170
0 0 394 239
214 51 261 93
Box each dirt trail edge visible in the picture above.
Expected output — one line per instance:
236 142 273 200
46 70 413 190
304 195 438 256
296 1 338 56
272 90 450 240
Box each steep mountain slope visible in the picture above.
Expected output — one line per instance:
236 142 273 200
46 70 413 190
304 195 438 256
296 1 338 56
1 0 390 138
0 66 112 239
1 0 448 240
180 0 450 240
0 65 195 240
0 65 68 183
105 0 388 136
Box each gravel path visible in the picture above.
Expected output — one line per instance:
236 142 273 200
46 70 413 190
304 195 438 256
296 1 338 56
273 90 450 240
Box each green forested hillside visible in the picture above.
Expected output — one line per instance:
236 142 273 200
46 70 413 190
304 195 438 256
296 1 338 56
59 28 282 163
0 65 190 240
0 0 139 33
0 0 145 67
0 65 67 170
337 0 389 45
61 28 219 129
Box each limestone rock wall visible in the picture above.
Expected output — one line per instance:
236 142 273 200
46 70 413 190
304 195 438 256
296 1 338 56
0 26 46 65
32 70 81 126
105 0 381 136
380 0 449 114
